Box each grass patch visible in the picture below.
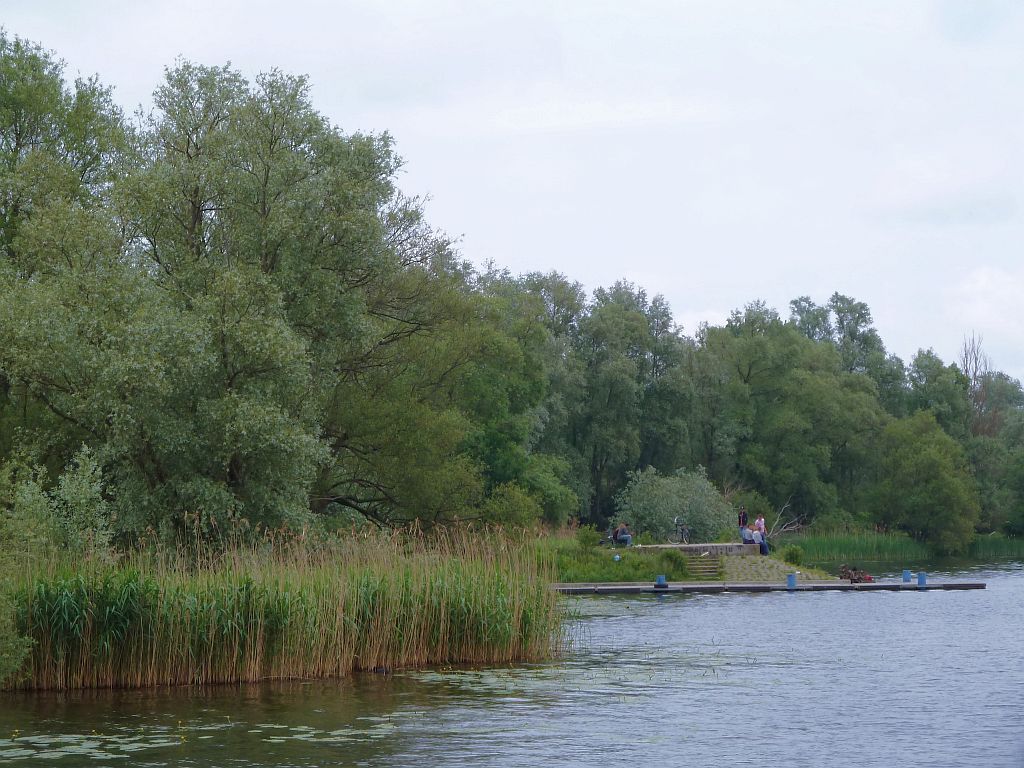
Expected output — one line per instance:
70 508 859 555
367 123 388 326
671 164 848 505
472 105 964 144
1 532 564 691
539 534 691 582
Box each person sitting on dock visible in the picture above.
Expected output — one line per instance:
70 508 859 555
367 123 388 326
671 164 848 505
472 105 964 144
838 564 874 583
751 526 768 555
613 522 633 547
741 524 755 546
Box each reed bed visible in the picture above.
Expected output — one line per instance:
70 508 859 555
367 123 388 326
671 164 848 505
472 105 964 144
781 532 929 563
966 534 1024 560
3 532 564 691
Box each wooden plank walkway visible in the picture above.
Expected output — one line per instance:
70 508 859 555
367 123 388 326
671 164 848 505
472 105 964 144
552 580 986 595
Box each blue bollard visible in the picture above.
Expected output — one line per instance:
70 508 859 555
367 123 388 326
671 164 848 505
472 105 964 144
902 569 912 583
786 573 797 590
917 571 927 588
654 574 668 589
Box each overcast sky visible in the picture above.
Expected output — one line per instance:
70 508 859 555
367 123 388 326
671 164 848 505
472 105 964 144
7 0 1024 378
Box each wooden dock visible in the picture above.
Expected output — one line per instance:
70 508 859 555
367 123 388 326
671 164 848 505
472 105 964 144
552 580 986 595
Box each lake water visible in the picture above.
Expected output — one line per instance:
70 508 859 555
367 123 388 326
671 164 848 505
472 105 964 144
1 562 1021 767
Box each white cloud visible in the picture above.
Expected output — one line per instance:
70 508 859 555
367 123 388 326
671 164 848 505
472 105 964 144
6 0 1024 379
955 267 1024 332
948 266 1024 377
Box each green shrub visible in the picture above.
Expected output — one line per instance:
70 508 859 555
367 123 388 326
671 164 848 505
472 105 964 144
615 466 731 542
656 548 689 574
52 447 112 557
574 525 603 550
480 483 543 526
521 455 578 527
1 465 61 557
781 545 804 566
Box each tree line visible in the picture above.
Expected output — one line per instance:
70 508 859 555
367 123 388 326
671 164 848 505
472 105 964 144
1 33 1021 554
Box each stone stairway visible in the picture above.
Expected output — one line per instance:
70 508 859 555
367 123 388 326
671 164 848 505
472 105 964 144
684 552 721 580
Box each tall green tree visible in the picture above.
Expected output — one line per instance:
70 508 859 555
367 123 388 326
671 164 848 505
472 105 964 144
907 349 971 441
870 411 979 554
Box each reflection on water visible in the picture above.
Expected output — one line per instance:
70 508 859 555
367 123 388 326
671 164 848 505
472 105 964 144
2 563 1022 767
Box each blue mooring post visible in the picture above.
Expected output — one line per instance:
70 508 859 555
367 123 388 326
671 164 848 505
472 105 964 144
917 571 927 588
654 574 668 589
786 573 797 590
902 569 912 583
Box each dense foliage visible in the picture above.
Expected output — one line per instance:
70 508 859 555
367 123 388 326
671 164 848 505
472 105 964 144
3 34 1024 556
614 466 732 542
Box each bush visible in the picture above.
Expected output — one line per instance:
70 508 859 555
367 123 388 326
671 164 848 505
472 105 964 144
781 545 804 566
615 466 732 542
522 455 578 527
52 447 112 556
656 548 688 573
479 483 543 527
574 525 603 550
1 464 61 557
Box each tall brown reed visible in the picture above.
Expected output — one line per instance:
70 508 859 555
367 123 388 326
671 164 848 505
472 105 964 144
3 531 564 691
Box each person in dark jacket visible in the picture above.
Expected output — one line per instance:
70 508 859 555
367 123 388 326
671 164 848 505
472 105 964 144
737 505 748 541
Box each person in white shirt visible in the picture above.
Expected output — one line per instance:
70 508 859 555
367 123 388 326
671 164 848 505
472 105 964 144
751 527 768 555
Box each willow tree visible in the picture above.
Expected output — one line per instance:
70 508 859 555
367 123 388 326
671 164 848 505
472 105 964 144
1 45 553 539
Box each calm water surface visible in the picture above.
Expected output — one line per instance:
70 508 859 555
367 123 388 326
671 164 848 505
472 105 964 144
1 562 1021 767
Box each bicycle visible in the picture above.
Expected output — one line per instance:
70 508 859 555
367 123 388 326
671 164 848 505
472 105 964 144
668 516 690 544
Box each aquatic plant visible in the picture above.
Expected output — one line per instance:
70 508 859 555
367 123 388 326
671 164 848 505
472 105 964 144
966 534 1024 560
2 532 563 690
781 532 928 562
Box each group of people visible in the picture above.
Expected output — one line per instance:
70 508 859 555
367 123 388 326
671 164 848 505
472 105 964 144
737 505 769 555
611 506 770 553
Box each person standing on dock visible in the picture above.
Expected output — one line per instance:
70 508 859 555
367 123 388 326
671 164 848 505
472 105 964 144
737 505 748 541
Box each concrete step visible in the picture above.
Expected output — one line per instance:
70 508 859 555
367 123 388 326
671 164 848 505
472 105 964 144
684 555 721 578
